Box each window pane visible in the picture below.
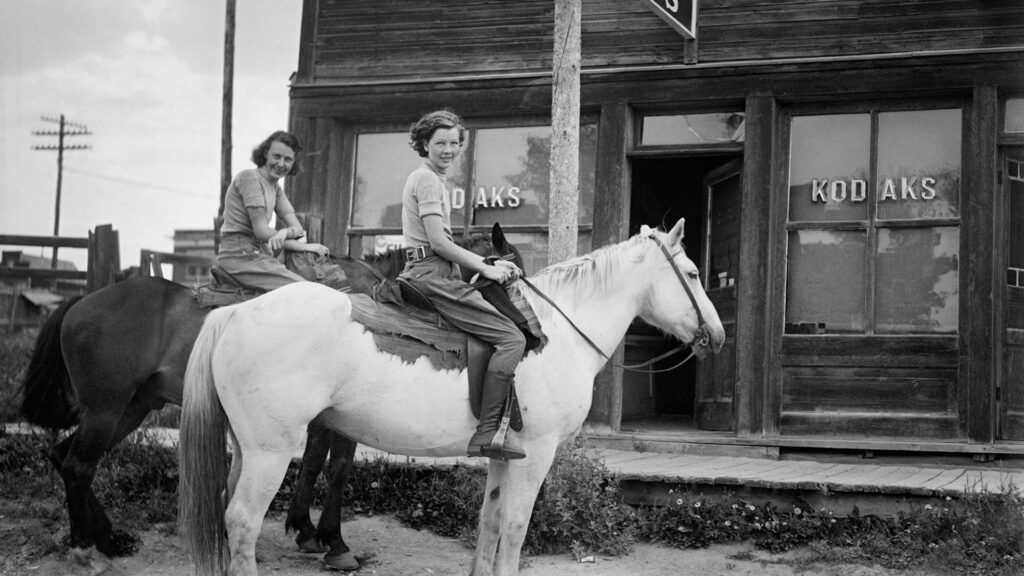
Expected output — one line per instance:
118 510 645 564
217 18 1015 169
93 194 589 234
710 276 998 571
1006 98 1024 133
351 132 469 228
789 115 871 222
1009 162 1024 286
471 125 596 228
785 230 866 334
641 113 745 145
876 109 961 220
875 227 959 333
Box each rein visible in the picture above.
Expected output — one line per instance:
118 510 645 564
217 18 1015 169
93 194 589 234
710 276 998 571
519 234 712 374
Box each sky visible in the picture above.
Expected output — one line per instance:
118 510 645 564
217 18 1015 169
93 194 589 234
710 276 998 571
1 0 303 270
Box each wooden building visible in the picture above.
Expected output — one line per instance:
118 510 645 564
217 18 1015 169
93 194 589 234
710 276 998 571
286 0 1024 456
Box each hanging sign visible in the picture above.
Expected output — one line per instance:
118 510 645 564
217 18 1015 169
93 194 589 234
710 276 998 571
642 0 698 40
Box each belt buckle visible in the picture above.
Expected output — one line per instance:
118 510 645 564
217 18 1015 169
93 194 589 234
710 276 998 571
406 246 427 261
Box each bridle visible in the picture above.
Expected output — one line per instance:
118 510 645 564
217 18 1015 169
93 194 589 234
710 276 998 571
520 233 713 374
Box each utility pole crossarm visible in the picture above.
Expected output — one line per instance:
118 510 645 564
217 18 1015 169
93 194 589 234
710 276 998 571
31 114 92 268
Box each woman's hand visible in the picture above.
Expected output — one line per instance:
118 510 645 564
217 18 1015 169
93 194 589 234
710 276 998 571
303 243 330 257
480 259 521 284
268 229 289 252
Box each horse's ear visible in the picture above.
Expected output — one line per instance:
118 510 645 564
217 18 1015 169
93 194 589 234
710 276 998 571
491 222 508 253
667 218 686 245
640 224 653 237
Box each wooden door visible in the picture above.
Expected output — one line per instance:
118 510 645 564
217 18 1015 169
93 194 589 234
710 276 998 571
1002 149 1024 440
696 160 741 431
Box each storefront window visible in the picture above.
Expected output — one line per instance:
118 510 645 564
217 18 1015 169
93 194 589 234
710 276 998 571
789 114 870 222
786 230 866 333
1009 158 1024 288
471 124 596 228
349 122 596 264
1005 98 1024 133
351 133 469 229
876 110 960 220
641 112 745 146
785 108 961 335
875 227 959 333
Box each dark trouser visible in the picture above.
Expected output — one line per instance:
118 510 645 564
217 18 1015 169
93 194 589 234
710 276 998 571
400 257 525 375
217 233 305 292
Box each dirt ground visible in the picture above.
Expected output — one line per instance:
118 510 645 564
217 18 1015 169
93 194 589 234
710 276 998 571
1 506 925 576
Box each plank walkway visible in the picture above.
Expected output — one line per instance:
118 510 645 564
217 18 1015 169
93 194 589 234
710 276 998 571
7 424 1021 499
353 444 1024 499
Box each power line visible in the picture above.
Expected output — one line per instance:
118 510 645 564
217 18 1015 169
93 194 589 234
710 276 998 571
31 114 91 268
63 166 215 199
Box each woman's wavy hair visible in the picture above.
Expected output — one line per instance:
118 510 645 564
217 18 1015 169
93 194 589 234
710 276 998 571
409 109 466 158
251 131 303 175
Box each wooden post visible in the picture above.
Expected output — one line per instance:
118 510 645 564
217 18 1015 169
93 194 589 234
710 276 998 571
219 0 236 219
86 225 120 292
548 0 582 265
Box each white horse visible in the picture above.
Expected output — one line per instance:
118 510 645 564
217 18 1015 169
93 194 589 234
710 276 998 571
177 218 724 576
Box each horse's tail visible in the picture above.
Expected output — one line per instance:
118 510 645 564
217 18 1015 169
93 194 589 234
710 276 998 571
178 306 234 576
20 296 84 429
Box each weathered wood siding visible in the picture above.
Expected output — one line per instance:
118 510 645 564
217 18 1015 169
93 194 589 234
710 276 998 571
301 0 1024 84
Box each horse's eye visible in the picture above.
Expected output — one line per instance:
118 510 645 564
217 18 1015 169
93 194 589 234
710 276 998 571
688 271 699 280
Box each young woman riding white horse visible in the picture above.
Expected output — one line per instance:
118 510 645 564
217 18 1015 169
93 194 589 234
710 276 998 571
178 217 724 576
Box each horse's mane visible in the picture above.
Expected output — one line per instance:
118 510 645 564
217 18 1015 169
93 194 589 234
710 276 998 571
528 231 664 310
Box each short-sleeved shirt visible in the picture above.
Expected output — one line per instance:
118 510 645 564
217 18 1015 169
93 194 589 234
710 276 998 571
402 163 453 248
220 168 295 236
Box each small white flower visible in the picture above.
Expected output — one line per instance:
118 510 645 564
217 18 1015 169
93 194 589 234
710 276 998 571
724 521 731 527
694 501 702 508
676 498 684 506
925 504 933 510
793 507 802 515
370 481 380 489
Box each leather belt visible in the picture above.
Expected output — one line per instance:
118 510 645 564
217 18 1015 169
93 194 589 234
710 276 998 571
404 245 434 262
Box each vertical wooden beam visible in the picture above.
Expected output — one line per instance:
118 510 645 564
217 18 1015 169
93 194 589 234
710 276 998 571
587 103 632 430
965 85 999 444
735 94 776 438
548 0 581 265
87 224 120 293
295 0 319 84
219 0 236 218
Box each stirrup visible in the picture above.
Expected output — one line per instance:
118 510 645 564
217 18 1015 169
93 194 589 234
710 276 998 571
468 416 525 461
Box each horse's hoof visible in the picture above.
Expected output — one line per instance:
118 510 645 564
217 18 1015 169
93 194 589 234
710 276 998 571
68 547 127 576
296 536 328 554
323 550 360 571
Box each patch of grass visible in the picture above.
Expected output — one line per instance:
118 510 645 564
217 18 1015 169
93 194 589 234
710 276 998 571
0 330 35 423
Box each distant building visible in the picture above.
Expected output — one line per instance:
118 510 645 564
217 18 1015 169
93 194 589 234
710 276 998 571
0 250 82 328
172 230 215 285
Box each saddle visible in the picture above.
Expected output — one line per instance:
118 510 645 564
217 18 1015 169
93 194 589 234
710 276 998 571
195 267 265 309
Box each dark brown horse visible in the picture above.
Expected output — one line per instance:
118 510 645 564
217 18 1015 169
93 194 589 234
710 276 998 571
20 223 523 575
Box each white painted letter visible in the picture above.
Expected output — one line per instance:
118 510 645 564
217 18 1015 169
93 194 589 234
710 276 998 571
811 179 828 203
921 177 937 200
901 177 918 200
475 187 490 208
507 187 521 208
881 178 897 201
665 0 679 12
452 187 464 209
851 179 867 202
830 180 848 202
491 186 505 208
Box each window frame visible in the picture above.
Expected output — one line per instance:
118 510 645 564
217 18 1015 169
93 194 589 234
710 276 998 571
781 99 966 336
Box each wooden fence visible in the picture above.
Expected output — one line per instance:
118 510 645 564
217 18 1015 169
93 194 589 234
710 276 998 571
0 224 120 328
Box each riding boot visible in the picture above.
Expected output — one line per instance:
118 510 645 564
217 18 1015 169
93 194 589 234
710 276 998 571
467 371 526 461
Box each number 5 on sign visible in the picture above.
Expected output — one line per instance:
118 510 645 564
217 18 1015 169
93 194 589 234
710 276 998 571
642 0 698 39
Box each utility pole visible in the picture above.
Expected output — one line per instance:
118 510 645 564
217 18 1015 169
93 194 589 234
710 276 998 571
32 114 91 268
220 0 236 218
548 0 582 265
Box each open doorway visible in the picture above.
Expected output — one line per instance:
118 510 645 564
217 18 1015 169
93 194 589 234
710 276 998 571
622 154 741 435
